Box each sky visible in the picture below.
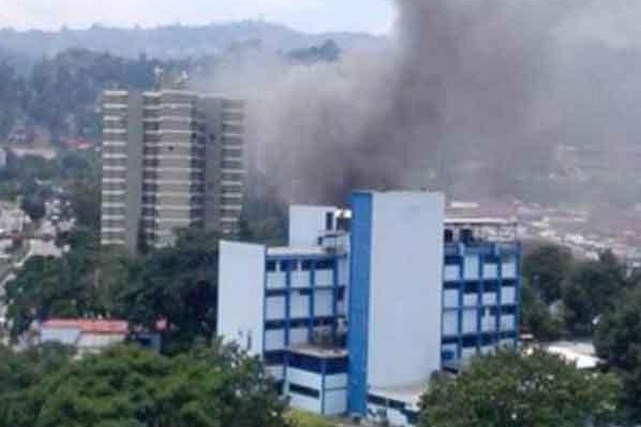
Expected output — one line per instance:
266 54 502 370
0 0 397 34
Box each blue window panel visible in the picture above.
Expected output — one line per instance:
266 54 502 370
316 259 336 270
288 352 323 373
267 261 276 272
325 357 349 374
266 288 288 297
289 318 312 328
367 394 387 406
501 305 518 315
445 255 461 265
444 281 460 290
442 336 458 345
347 192 372 416
264 350 285 365
389 399 406 411
442 349 456 361
464 282 479 294
289 383 320 399
265 320 286 330
481 333 497 346
462 335 477 348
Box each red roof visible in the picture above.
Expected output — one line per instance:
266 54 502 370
42 319 129 335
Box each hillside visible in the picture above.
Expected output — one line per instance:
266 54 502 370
0 21 381 62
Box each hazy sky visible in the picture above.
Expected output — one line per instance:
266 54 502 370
1 0 397 34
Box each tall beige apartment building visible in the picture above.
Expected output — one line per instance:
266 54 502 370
100 89 244 253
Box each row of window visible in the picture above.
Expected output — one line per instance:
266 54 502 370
264 316 338 331
442 331 517 347
444 280 518 291
289 383 320 399
267 259 336 272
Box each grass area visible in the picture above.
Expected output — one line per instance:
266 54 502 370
285 410 338 427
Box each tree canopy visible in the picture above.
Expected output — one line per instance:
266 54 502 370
520 244 629 340
595 284 641 422
0 342 284 427
420 349 621 427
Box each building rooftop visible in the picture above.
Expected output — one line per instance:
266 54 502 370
542 341 601 370
267 246 330 257
369 381 430 408
42 319 129 335
288 344 348 358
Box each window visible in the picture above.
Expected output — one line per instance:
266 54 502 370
445 255 460 265
266 261 276 272
316 259 335 270
462 335 477 348
279 260 298 271
389 399 406 411
325 212 334 231
288 383 319 399
367 394 387 406
301 260 313 271
264 351 285 365
288 352 322 373
325 357 348 374
464 282 479 294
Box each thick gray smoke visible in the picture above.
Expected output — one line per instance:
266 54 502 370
222 0 641 206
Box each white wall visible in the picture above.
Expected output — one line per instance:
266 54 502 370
314 289 333 317
289 205 337 246
324 389 347 415
40 327 80 345
367 192 445 388
289 393 321 413
218 241 266 355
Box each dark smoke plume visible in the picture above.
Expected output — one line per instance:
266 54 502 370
226 0 641 206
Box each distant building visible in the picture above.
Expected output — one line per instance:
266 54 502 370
541 341 600 370
39 318 163 355
217 190 521 426
39 319 129 356
0 148 6 168
100 89 245 253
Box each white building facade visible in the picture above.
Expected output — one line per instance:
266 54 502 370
217 191 521 426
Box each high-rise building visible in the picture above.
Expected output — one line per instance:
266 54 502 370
100 89 244 252
217 190 521 426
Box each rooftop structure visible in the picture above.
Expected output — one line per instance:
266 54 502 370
217 190 521 426
40 318 129 357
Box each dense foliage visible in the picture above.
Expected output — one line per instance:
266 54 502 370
595 284 641 422
4 227 220 353
521 244 629 340
420 350 621 427
0 342 285 427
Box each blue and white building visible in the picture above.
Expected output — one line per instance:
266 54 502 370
217 191 521 426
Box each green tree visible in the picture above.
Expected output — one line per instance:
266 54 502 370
4 243 136 337
0 343 73 427
8 343 284 427
562 250 627 337
595 285 641 422
20 195 46 222
420 349 621 427
522 244 573 304
119 228 219 354
520 281 563 341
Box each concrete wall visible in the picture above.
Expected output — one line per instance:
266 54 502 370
217 240 265 355
367 192 445 388
124 91 144 254
289 205 337 246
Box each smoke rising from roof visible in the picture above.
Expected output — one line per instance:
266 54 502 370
225 0 641 206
